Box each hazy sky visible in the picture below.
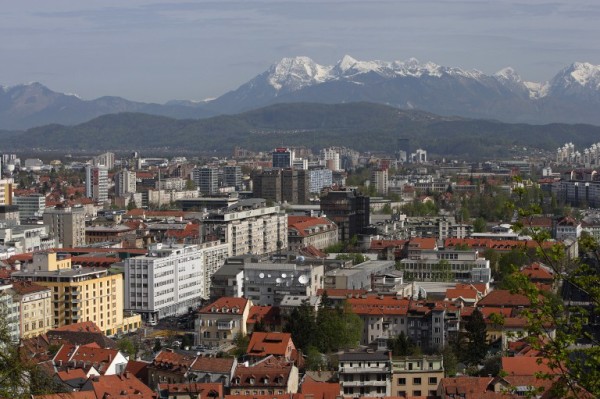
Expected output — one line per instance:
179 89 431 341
2 0 599 103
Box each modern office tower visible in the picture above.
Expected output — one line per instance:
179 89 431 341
321 148 341 171
223 165 242 190
85 165 109 203
115 169 137 197
193 167 219 195
43 204 86 248
272 147 294 169
320 189 370 242
14 194 45 223
93 152 115 169
124 243 204 324
12 251 126 335
371 168 389 195
252 169 282 203
202 199 287 257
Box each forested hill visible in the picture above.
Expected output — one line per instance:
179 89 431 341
3 102 600 158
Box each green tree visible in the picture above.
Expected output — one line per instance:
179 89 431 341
463 308 488 366
315 302 363 352
305 346 326 371
388 331 419 356
117 337 137 358
232 333 250 358
473 217 487 233
153 338 162 353
284 302 318 351
442 346 458 377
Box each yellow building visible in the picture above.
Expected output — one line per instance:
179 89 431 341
12 251 140 336
0 178 14 205
11 281 52 339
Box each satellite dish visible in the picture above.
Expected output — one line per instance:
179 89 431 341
297 256 305 263
267 274 271 278
281 273 287 278
276 277 282 283
259 273 265 279
298 275 309 284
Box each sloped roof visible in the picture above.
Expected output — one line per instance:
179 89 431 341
478 290 530 307
199 297 248 314
190 357 235 373
246 332 294 357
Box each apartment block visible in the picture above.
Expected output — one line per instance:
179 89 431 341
392 355 444 398
338 351 392 397
11 281 52 339
43 204 86 248
124 243 205 324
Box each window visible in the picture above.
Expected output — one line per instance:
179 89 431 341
397 378 406 385
413 377 422 385
429 377 438 385
413 390 421 396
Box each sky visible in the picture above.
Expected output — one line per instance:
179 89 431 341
1 0 600 103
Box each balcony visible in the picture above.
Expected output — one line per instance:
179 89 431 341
340 380 388 387
340 366 390 373
217 321 234 330
72 298 81 303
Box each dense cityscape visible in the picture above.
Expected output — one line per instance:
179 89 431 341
0 140 598 399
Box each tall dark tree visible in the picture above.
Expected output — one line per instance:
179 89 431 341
284 302 317 351
464 308 488 366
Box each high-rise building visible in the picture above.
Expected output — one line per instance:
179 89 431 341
115 169 137 197
43 204 86 248
193 167 219 195
321 148 341 171
93 152 115 170
0 178 14 205
272 148 294 169
85 165 109 203
320 189 370 242
223 166 242 190
14 194 45 223
252 169 309 205
252 169 282 203
308 168 333 193
202 199 287 257
371 168 389 195
124 243 205 324
12 251 129 335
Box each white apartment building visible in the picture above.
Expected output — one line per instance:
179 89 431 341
85 165 109 203
0 223 55 254
198 240 231 298
371 168 389 195
0 283 20 342
124 243 204 323
14 194 46 222
93 152 115 169
321 148 341 171
399 248 491 283
202 199 288 257
115 169 137 197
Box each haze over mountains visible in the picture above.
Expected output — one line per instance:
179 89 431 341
2 55 600 130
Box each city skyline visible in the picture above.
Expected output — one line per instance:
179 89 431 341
2 0 600 103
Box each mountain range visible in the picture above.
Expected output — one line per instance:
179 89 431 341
3 102 600 159
2 56 600 130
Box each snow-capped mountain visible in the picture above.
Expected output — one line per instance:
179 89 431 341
207 56 600 125
2 57 600 130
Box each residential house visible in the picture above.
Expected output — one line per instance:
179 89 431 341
338 351 391 397
195 297 251 348
391 355 444 398
230 356 299 396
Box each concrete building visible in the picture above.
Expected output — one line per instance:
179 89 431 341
320 189 370 242
253 169 310 205
85 165 109 203
242 259 324 306
198 240 230 299
223 166 242 190
321 148 341 171
391 355 444 398
324 260 396 290
252 169 282 203
209 263 244 300
338 351 391 397
0 283 20 342
43 204 86 248
124 243 205 324
0 205 20 226
193 167 219 195
11 281 52 339
272 148 294 169
14 194 45 223
11 251 133 335
93 152 115 169
371 168 389 196
0 223 55 254
308 168 333 193
230 356 299 395
115 169 137 197
398 248 491 283
0 178 14 206
202 199 287 257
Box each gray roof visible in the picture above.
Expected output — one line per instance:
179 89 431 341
339 352 390 361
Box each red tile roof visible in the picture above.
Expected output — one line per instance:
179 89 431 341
346 295 410 316
199 297 249 314
158 382 223 398
370 240 407 250
53 321 102 333
408 237 437 250
231 356 294 388
501 356 556 376
85 373 155 399
300 376 339 399
189 357 235 373
246 332 294 358
247 305 279 326
288 216 336 237
520 263 554 281
10 280 51 295
477 290 530 307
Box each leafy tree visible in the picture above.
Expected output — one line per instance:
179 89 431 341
442 345 458 377
153 338 162 353
473 217 487 233
117 337 137 358
463 308 488 366
305 346 327 371
232 333 250 358
284 302 317 352
335 253 366 265
388 331 419 356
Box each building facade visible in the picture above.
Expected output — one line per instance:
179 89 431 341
43 205 86 248
124 243 205 324
11 281 52 339
320 190 370 242
85 165 109 203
